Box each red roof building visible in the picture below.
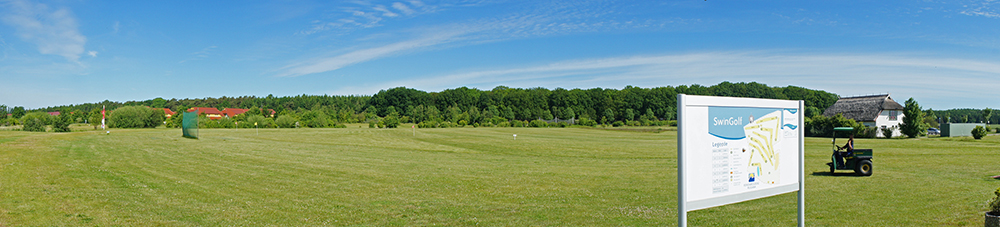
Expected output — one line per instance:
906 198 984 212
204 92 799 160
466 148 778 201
187 107 223 120
221 108 249 118
47 112 60 116
163 108 176 118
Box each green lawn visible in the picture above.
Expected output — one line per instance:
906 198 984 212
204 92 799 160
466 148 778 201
0 127 997 226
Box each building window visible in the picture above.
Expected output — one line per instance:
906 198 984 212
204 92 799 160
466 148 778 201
888 110 898 121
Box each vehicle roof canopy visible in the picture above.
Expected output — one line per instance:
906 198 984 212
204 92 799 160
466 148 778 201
833 127 854 131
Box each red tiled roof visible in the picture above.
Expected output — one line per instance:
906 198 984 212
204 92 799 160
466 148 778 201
188 107 221 115
163 108 176 115
221 108 249 117
47 112 60 116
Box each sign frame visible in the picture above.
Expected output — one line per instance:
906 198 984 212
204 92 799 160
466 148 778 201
677 94 804 226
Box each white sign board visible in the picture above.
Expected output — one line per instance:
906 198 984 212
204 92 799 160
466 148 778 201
677 94 804 226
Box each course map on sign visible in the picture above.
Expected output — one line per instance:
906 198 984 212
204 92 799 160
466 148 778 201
702 106 798 196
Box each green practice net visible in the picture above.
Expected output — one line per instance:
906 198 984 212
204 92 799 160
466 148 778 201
182 110 198 139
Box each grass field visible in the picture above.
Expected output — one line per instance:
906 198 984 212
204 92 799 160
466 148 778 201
1 126 998 226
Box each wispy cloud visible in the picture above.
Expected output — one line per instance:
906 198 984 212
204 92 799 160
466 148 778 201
328 51 1000 109
298 1 472 35
87 50 97 57
0 0 86 63
960 0 1000 18
282 1 679 77
179 45 218 63
392 2 416 15
277 29 470 77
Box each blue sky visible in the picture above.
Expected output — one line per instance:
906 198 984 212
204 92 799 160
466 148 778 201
2 0 999 110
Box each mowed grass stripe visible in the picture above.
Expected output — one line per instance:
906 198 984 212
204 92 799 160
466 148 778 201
2 128 998 225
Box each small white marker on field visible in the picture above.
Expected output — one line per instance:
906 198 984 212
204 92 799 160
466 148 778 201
513 134 517 140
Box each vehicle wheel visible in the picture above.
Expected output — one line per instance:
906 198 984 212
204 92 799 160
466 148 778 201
854 159 872 176
829 164 835 173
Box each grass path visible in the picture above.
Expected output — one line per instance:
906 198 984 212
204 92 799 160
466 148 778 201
0 127 998 225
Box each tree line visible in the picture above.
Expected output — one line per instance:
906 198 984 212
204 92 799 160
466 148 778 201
1 82 844 130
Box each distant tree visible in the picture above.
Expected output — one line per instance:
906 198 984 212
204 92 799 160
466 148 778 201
602 108 615 125
805 106 821 118
624 109 635 121
984 108 993 124
11 106 26 119
564 107 576 120
0 104 7 120
923 109 939 129
899 98 927 138
150 97 167 108
21 112 48 132
52 114 71 132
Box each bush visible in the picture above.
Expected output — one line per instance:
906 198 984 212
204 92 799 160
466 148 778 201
382 115 400 128
880 126 895 139
51 115 71 132
275 115 297 128
417 120 438 128
511 120 525 127
241 115 268 128
612 121 624 127
577 117 598 127
109 106 164 128
21 113 47 132
529 120 548 127
989 186 1000 215
972 125 988 139
995 127 1000 133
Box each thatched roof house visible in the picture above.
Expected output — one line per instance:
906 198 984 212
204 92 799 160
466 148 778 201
822 94 904 137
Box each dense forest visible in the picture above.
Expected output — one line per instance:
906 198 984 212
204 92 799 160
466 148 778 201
0 82 842 129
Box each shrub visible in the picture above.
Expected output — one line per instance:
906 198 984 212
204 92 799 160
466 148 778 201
612 121 624 127
417 120 438 128
972 125 988 139
382 115 400 128
989 186 1000 215
275 115 297 128
21 113 47 132
511 120 525 127
880 126 895 139
995 127 1000 133
369 121 377 128
51 115 71 132
241 115 267 128
529 120 548 127
577 117 597 127
109 106 164 128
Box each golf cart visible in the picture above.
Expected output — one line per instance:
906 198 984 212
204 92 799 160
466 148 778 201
826 127 873 176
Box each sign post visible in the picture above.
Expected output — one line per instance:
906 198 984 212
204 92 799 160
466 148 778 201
677 94 804 226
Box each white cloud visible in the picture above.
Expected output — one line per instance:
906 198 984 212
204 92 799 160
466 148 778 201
284 1 673 77
179 45 218 63
277 29 469 77
328 51 1000 109
1 0 86 63
392 2 415 15
87 50 97 57
960 0 1000 18
113 21 120 34
373 5 398 17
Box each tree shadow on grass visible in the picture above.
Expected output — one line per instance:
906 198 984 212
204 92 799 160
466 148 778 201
811 171 863 177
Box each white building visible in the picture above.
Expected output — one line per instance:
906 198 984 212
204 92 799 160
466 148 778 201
822 94 905 138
